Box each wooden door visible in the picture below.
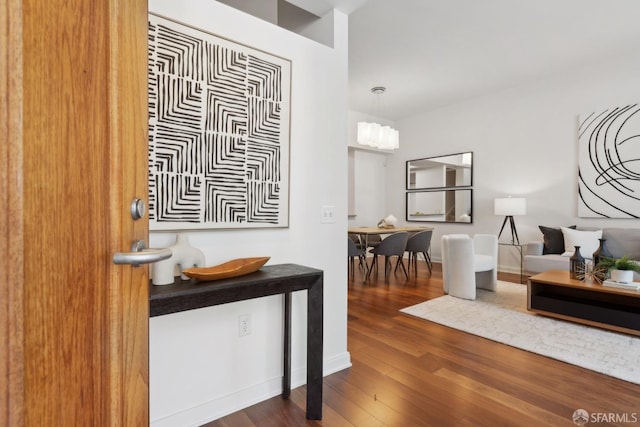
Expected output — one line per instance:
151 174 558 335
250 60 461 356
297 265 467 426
1 0 149 425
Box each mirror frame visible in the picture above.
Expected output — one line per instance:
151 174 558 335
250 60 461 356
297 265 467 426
406 152 473 190
406 189 473 224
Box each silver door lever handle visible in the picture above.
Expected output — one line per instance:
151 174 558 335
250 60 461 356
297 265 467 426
113 240 172 266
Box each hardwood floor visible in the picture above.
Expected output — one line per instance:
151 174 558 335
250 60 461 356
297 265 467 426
206 261 640 426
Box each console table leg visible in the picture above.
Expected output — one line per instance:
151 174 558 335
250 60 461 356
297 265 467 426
306 276 323 419
283 291 291 399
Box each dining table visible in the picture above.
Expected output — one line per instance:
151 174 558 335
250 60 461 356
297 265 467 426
348 225 434 253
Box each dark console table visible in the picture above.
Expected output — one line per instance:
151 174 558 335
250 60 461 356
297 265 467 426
149 263 324 420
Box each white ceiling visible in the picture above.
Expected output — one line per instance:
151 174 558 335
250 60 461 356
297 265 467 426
347 0 640 120
285 0 369 16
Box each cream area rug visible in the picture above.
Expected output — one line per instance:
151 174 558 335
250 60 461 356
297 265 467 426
400 281 640 385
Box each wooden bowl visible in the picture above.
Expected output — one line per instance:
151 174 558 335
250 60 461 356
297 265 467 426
182 256 270 281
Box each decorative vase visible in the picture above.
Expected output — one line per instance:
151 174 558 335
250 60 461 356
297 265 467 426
592 238 611 267
569 246 585 280
610 269 634 284
151 234 206 285
384 214 398 227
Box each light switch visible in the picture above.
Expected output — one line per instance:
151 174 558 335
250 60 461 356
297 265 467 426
321 205 335 224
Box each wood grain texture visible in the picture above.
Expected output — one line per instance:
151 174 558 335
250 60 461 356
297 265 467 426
107 0 150 424
182 257 271 281
206 262 640 426
1 0 25 425
13 0 149 425
22 1 111 424
22 2 98 422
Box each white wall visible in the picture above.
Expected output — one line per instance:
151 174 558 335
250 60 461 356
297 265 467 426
347 110 398 227
148 1 350 425
383 50 640 272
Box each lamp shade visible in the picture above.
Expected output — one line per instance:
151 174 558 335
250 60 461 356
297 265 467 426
357 121 399 150
494 197 526 216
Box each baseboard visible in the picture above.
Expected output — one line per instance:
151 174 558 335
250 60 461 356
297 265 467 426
323 350 352 376
150 351 352 427
498 264 522 275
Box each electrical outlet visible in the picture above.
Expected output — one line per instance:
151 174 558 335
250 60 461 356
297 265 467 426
238 314 251 337
321 205 335 224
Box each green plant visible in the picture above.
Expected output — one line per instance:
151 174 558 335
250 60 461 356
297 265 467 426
596 255 640 272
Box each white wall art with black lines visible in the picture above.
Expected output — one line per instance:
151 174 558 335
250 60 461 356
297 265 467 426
578 104 640 218
148 14 290 230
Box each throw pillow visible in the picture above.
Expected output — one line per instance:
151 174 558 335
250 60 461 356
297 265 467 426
560 227 602 259
538 225 576 254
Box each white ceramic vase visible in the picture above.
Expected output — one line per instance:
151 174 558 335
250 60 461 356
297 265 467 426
151 234 206 285
383 214 398 227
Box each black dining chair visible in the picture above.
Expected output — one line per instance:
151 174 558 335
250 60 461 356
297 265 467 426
348 237 367 279
352 233 381 252
349 233 365 250
366 231 409 281
403 229 433 276
363 234 382 250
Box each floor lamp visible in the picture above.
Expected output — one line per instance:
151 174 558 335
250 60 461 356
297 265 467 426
494 197 526 245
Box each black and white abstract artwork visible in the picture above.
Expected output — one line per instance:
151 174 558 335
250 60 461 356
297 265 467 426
578 104 640 218
148 14 290 230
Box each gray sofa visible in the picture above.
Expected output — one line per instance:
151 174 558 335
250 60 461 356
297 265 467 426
524 227 640 275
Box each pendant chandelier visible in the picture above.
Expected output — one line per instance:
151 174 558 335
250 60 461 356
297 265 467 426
357 86 399 150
